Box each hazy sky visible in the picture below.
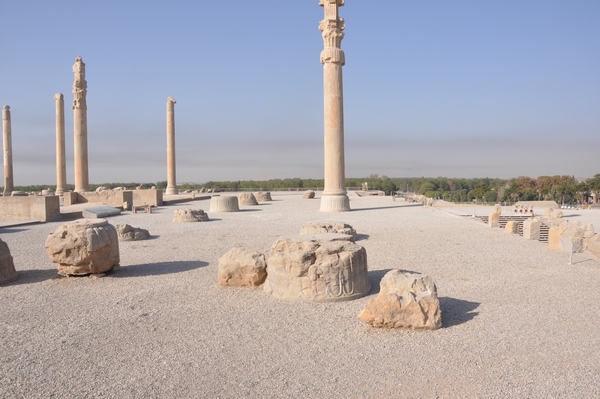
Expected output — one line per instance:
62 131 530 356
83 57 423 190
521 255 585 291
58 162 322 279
1 1 598 186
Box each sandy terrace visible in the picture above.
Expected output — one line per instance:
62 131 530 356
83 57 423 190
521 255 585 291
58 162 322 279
1 192 599 398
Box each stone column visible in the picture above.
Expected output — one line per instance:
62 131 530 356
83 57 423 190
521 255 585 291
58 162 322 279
165 96 178 195
319 0 350 212
2 105 14 196
54 93 67 195
72 56 89 193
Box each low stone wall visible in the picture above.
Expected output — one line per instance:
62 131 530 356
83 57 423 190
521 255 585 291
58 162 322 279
63 191 133 208
132 189 163 206
0 195 61 222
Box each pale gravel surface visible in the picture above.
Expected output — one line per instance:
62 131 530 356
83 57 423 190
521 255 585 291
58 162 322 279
1 193 600 398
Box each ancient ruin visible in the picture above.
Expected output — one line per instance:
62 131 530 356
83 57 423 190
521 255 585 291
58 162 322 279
165 96 178 195
253 192 272 201
300 221 357 241
45 219 120 276
173 209 209 222
2 105 14 196
303 190 315 199
54 93 67 195
319 0 350 212
217 247 267 287
238 192 258 206
72 56 89 192
116 224 150 241
0 238 18 284
210 196 240 212
359 270 442 330
263 234 370 302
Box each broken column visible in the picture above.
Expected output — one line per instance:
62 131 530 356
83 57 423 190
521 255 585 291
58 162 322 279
319 0 350 212
165 96 178 195
2 105 13 196
72 56 89 193
54 93 66 195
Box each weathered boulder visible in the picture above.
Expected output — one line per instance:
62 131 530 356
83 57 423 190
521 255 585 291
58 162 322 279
523 217 542 240
555 221 586 253
0 238 18 284
254 191 272 201
263 234 370 302
505 220 519 234
45 219 120 276
238 192 258 206
210 196 240 212
358 270 442 330
173 209 209 222
303 190 315 199
218 247 267 287
548 221 570 251
116 224 150 241
300 221 358 242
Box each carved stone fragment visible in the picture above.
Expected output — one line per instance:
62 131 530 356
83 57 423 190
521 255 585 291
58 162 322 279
238 192 258 206
218 247 267 287
303 190 315 199
173 209 209 222
0 238 17 284
253 192 272 202
116 224 150 241
300 221 357 242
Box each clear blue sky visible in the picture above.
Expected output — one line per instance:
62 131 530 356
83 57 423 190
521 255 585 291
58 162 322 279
1 1 598 186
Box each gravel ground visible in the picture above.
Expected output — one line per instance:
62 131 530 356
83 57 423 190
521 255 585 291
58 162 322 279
1 193 599 398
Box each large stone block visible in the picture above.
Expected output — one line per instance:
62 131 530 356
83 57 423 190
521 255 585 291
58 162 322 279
210 196 240 212
523 218 542 240
173 209 209 222
238 192 258 206
263 234 370 302
488 211 500 228
300 221 357 242
0 238 18 284
358 270 442 330
254 192 272 202
586 234 600 259
505 220 519 234
218 247 267 287
45 219 120 276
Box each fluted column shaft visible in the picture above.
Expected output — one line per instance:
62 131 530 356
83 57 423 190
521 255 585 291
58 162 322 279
2 105 13 196
165 97 178 195
54 93 66 195
72 56 89 192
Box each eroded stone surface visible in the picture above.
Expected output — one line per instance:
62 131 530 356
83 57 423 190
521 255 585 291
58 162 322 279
303 190 315 199
210 196 240 212
358 270 442 330
173 209 209 222
523 217 542 240
254 192 272 202
45 219 119 276
300 221 357 242
505 220 519 234
238 192 258 206
263 234 370 302
116 224 150 241
0 238 17 284
218 247 267 287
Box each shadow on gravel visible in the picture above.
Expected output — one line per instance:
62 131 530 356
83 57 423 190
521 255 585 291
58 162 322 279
356 233 370 241
0 228 31 234
440 297 480 328
353 204 419 212
562 214 580 218
4 269 60 285
238 209 263 212
114 260 209 277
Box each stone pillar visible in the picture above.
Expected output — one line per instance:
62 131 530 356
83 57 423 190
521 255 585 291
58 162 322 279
165 96 178 195
2 105 13 196
54 93 67 195
319 0 349 212
72 56 89 193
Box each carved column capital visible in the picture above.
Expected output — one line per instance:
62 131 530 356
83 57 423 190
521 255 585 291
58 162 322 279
72 56 87 110
319 0 345 65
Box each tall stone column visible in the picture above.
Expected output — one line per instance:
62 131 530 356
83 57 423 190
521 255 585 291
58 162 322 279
165 96 178 195
319 0 350 212
54 93 66 195
72 56 89 193
2 105 14 196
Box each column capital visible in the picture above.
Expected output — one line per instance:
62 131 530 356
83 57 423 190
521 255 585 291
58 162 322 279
72 56 87 110
54 93 64 101
319 0 345 65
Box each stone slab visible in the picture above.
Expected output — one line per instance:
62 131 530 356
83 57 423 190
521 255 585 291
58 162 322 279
82 206 122 219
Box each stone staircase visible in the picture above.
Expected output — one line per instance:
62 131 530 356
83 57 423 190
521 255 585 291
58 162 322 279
477 214 550 243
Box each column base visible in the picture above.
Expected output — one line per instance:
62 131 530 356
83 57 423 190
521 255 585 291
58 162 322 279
55 189 65 196
165 187 179 195
320 194 350 212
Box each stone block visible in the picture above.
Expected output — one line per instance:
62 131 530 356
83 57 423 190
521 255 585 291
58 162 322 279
82 206 121 218
238 192 258 206
488 212 500 228
173 209 209 222
303 190 315 199
45 219 120 276
116 224 150 241
263 234 370 302
254 192 272 202
505 221 519 234
0 239 18 284
523 218 542 240
210 196 240 212
585 234 600 259
218 247 267 287
300 221 357 242
358 270 442 330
